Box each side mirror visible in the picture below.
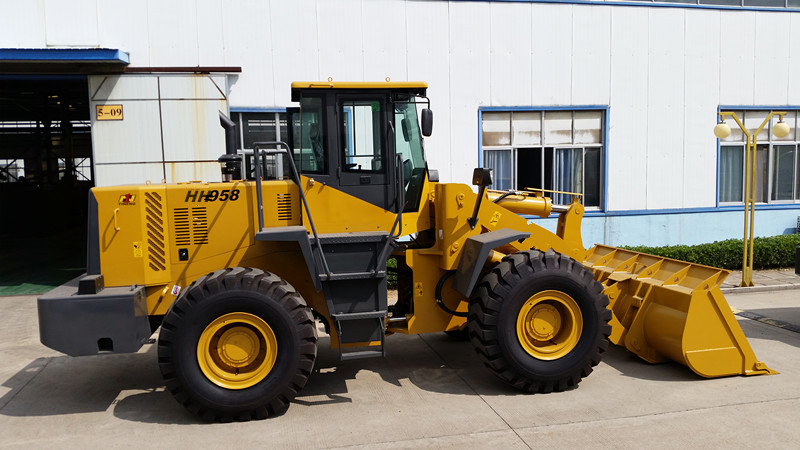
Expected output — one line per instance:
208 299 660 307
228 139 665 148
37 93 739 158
472 167 493 187
421 108 433 137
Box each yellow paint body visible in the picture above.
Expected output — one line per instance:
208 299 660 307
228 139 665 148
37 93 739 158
92 166 774 378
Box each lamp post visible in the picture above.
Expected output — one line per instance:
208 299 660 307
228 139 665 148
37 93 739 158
714 111 790 287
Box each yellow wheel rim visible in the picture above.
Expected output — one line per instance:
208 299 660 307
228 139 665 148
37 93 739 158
197 312 277 389
516 290 583 360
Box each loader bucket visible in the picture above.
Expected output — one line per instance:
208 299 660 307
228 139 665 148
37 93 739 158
583 244 776 378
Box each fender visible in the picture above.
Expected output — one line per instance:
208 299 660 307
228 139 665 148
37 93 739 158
451 228 530 297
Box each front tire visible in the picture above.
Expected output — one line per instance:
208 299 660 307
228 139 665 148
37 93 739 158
468 250 611 393
157 267 317 422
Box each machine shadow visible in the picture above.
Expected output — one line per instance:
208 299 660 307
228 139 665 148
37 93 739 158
8 318 775 425
0 344 199 424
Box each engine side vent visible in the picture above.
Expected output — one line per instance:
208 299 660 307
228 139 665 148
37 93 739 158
144 192 166 271
277 193 293 221
174 208 190 246
192 207 209 244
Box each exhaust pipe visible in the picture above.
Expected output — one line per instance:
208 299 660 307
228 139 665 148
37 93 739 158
218 112 241 181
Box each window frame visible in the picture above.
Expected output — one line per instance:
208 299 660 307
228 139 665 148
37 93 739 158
478 106 608 211
717 108 800 206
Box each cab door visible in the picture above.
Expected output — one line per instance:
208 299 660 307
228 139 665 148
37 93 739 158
335 94 398 212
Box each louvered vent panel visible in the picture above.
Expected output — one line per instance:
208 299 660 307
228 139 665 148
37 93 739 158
145 192 166 271
192 207 209 244
277 193 293 221
174 208 190 246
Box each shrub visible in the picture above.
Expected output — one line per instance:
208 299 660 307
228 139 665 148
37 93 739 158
622 234 800 270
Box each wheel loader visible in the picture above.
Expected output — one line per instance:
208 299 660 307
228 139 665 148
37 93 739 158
38 81 775 422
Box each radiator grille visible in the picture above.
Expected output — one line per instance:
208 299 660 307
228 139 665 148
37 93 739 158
192 207 209 244
173 207 209 246
277 193 293 221
144 191 166 271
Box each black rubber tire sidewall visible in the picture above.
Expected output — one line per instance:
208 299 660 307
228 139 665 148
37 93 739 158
468 250 610 393
496 262 603 381
158 268 316 421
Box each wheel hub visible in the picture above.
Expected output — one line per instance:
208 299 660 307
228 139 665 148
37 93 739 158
526 304 561 341
216 326 261 368
197 312 277 389
516 290 583 360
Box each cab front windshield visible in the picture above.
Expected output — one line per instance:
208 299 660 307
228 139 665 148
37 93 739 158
394 94 426 211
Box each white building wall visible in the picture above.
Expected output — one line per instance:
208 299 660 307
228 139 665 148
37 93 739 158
4 0 799 226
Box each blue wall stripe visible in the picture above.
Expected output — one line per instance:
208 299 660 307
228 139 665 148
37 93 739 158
449 0 800 14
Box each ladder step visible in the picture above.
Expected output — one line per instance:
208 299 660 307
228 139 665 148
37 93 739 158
317 232 389 245
321 271 386 281
340 350 385 361
332 311 387 321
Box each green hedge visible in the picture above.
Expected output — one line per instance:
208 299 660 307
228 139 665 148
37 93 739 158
622 234 800 270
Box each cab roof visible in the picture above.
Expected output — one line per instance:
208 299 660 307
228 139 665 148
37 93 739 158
291 80 427 101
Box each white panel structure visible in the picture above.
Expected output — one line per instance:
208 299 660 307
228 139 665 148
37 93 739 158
146 0 200 67
684 10 721 209
89 74 227 186
158 75 227 100
489 2 533 106
196 0 226 67
0 0 46 47
608 7 649 211
89 76 163 164
268 0 320 106
5 0 800 245
753 13 791 106
316 0 365 82
791 15 800 105
220 0 274 107
449 2 492 182
719 11 756 106
532 4 573 105
646 8 685 210
97 0 151 67
572 6 611 106
45 0 98 47
89 100 164 164
362 0 408 82
406 0 451 181
94 163 166 188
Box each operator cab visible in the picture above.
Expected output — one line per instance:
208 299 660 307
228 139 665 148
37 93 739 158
289 81 433 213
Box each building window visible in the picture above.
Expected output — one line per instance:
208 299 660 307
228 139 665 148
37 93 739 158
718 110 800 204
0 159 24 182
231 112 289 151
481 109 605 208
231 111 292 179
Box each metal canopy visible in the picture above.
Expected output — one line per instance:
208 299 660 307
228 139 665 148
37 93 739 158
0 48 129 74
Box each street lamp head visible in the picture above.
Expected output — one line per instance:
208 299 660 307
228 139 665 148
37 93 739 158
773 120 790 138
714 121 731 139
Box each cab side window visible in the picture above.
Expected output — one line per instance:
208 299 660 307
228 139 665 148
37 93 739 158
341 99 384 173
297 96 326 174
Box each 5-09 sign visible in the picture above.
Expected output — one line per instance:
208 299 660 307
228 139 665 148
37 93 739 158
96 104 123 121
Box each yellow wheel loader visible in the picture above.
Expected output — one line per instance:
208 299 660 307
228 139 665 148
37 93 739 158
38 81 775 422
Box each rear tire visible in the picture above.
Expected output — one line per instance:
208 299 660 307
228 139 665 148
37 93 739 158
468 250 611 393
158 267 317 422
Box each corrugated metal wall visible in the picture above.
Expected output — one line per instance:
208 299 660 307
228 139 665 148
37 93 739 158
3 0 799 214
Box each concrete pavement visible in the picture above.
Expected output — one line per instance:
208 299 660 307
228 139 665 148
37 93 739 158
721 268 800 293
1 287 799 448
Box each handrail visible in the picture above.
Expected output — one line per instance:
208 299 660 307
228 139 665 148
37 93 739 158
251 141 332 279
